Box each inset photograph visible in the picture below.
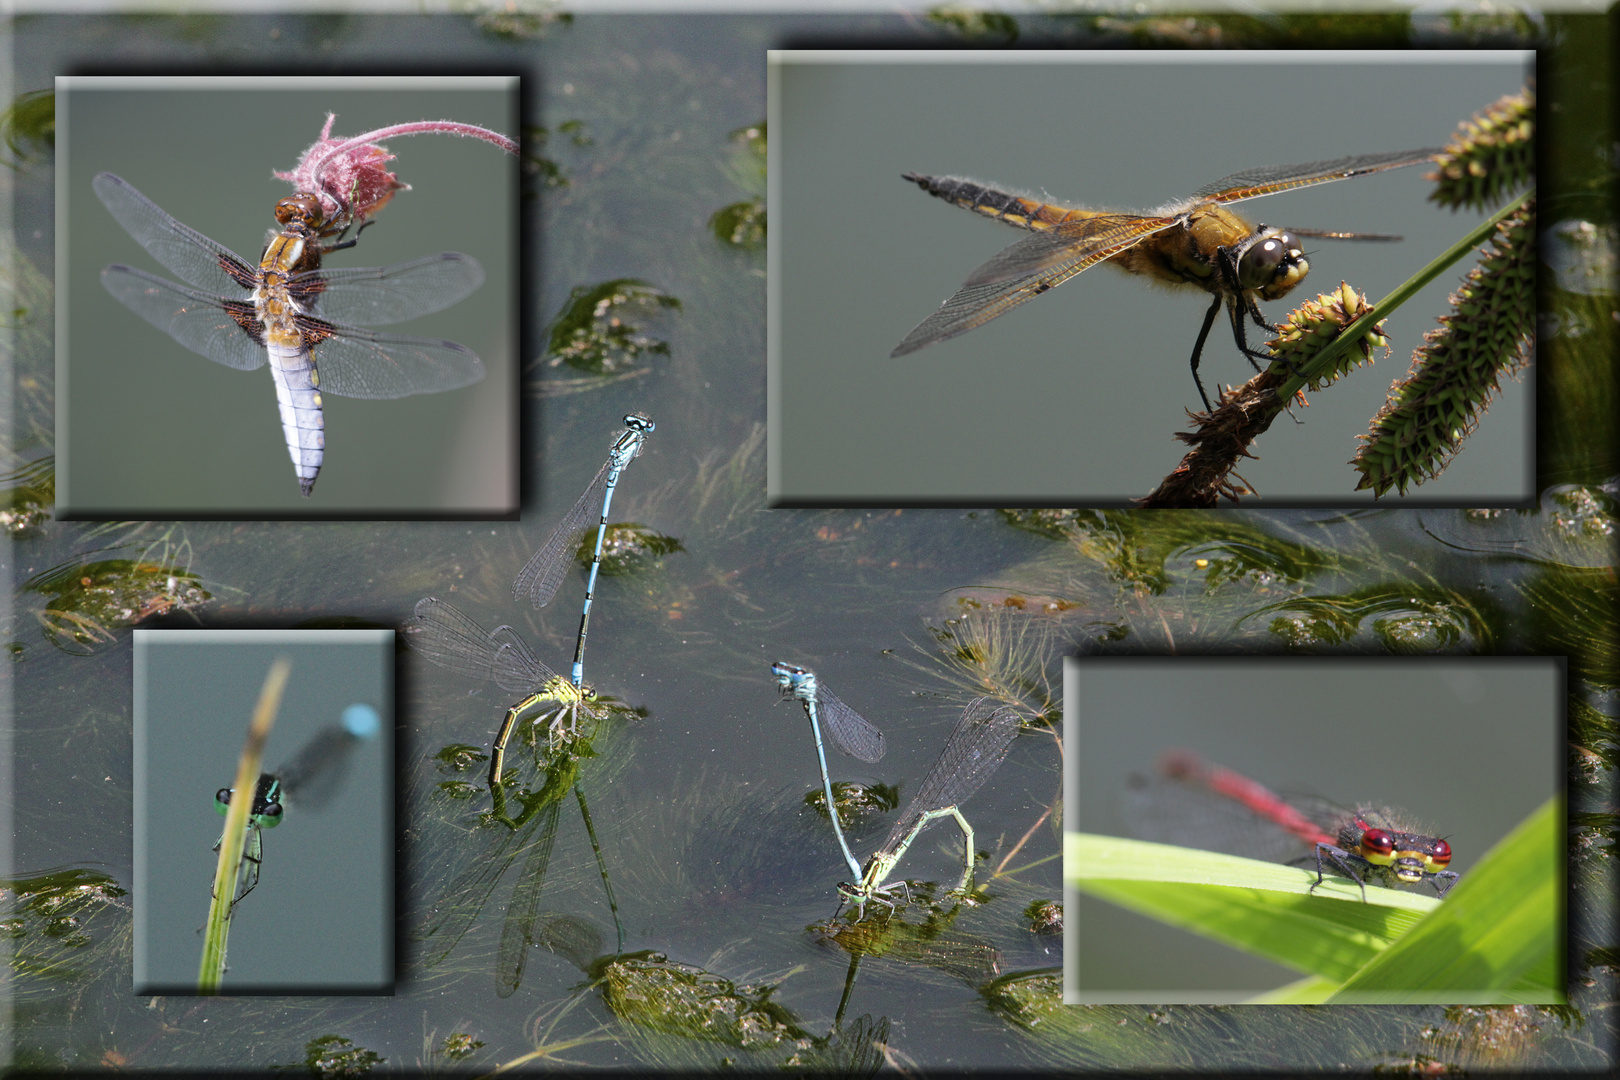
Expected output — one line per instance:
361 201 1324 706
133 629 393 995
1064 656 1560 1004
58 75 518 516
769 50 1532 504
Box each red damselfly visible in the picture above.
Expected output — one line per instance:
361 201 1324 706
1123 750 1458 902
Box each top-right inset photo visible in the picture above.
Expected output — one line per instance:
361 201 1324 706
770 50 1534 506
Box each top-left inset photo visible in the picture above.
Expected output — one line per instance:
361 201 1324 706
57 75 520 517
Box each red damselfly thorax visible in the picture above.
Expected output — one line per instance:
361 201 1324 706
1123 750 1458 902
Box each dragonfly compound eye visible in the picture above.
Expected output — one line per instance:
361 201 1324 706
214 788 234 813
1359 827 1397 861
1427 838 1453 869
258 802 285 828
1238 230 1308 295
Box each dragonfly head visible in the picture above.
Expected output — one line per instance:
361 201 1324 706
1234 227 1309 301
770 661 811 698
274 192 327 237
835 881 868 919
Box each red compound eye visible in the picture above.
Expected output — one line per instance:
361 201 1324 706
1429 838 1452 868
1360 829 1395 857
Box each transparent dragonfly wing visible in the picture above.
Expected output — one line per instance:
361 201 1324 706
99 265 266 371
403 597 557 695
495 799 561 998
1120 767 1317 866
487 624 560 695
813 683 886 764
882 699 1021 853
93 172 257 297
405 597 508 684
1193 148 1442 204
512 458 613 608
891 214 1176 357
273 725 365 812
292 253 486 326
294 315 484 399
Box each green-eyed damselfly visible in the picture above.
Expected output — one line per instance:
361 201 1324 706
404 596 595 788
212 702 380 911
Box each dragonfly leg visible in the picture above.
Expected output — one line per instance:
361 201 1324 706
1308 842 1369 902
1230 291 1306 380
1187 293 1224 411
1431 869 1461 897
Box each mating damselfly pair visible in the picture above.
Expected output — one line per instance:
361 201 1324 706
401 414 654 973
771 662 1023 920
404 413 654 784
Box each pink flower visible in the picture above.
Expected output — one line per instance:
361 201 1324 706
275 114 518 235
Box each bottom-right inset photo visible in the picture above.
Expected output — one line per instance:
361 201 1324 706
1064 656 1562 1005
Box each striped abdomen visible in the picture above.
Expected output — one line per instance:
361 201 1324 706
901 173 1101 233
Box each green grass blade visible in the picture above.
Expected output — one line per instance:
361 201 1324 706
1327 795 1563 1003
1068 832 1433 985
1067 795 1561 1004
197 658 290 993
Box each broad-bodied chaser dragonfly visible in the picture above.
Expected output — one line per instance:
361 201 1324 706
891 149 1441 410
93 172 487 496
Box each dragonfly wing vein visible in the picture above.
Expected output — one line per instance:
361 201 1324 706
100 265 266 371
93 172 257 296
512 459 612 608
814 685 886 763
295 319 485 399
881 699 1020 852
892 217 1171 356
295 253 486 326
404 597 507 683
488 625 558 693
1194 148 1442 203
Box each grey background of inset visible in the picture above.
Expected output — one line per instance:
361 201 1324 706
769 50 1533 504
133 629 392 994
58 75 518 515
1062 655 1560 1004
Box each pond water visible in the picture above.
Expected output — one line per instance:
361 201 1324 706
3 8 1614 1075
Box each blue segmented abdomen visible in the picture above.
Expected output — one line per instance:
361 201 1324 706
266 342 324 496
902 173 1098 232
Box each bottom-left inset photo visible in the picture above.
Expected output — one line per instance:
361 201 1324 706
132 629 393 994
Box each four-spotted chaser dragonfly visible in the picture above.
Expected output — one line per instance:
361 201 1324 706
93 172 487 496
891 149 1442 410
